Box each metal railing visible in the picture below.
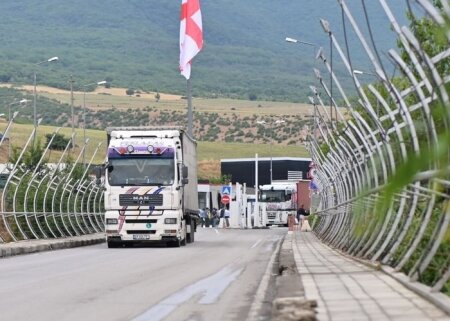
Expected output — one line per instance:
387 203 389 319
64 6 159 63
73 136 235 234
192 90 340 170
0 124 104 242
308 0 449 296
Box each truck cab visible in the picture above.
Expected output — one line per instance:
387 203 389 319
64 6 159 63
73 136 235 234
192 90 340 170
103 127 198 248
258 182 297 226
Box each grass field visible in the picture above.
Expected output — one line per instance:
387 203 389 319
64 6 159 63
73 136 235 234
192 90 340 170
0 121 309 179
0 84 314 116
0 84 311 179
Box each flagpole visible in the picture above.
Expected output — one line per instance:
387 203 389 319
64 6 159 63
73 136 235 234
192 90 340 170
187 78 193 138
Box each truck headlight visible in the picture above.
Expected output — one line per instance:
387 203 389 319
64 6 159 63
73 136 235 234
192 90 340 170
165 218 177 224
106 218 118 225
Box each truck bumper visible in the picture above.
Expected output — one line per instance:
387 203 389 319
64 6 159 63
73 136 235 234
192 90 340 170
105 210 185 243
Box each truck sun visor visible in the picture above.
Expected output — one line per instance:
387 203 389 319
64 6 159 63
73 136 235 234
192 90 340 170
108 146 175 158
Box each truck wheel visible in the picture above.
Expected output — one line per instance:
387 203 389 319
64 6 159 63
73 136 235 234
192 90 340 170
187 221 195 243
168 239 181 247
107 240 121 248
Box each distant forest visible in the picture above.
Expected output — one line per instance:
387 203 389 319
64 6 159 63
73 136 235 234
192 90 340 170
0 1 407 102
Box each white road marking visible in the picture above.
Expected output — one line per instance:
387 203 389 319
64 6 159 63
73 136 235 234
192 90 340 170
246 236 282 321
251 239 262 249
132 266 243 321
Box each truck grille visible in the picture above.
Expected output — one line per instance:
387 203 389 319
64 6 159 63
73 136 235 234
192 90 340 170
119 194 163 206
126 230 156 234
125 219 158 224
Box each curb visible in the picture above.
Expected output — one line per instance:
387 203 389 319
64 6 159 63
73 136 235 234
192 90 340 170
276 233 305 298
272 232 317 321
0 234 105 258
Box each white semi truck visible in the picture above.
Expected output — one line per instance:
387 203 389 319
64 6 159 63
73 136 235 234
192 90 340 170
101 126 199 248
258 181 297 226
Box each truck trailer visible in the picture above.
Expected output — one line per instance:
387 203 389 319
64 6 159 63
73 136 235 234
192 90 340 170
101 126 199 247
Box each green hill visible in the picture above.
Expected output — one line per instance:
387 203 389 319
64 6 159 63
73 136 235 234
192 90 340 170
0 1 407 102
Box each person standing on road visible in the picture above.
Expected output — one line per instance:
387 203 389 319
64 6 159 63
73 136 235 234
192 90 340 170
224 207 231 228
301 208 312 232
211 207 219 227
218 207 225 228
199 208 207 228
205 207 213 228
296 204 306 229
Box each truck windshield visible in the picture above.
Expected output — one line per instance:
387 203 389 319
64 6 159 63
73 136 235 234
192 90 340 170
259 190 290 202
107 158 175 186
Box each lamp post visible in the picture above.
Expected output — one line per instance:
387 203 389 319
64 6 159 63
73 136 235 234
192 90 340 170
33 56 59 141
257 119 285 183
82 80 107 167
320 18 333 129
69 74 75 149
285 37 318 58
7 99 30 160
353 69 377 77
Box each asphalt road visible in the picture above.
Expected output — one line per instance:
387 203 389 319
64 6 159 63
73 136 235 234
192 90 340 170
0 228 286 321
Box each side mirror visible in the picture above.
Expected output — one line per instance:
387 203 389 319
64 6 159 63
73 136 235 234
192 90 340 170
182 165 188 179
181 178 189 185
95 166 103 186
95 166 102 179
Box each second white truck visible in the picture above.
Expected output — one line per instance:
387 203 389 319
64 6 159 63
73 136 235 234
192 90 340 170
258 181 297 226
101 126 199 248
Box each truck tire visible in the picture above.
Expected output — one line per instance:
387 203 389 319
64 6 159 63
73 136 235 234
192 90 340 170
168 239 181 247
107 240 121 248
186 221 195 244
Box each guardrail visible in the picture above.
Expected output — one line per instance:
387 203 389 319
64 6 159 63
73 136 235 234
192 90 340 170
0 125 104 242
308 0 449 296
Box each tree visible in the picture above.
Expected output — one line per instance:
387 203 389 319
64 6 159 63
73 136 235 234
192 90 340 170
399 1 449 76
46 133 70 150
248 93 257 101
126 88 135 96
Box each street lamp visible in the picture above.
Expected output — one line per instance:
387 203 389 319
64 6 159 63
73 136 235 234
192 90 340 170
82 80 107 167
271 120 285 183
9 99 30 122
308 96 317 142
285 37 318 58
5 99 30 160
33 56 59 139
69 74 75 149
320 18 334 128
257 119 286 183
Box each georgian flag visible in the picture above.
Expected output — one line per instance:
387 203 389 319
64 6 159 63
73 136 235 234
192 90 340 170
179 0 203 79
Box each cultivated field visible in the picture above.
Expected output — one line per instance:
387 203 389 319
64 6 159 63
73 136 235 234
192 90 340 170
0 121 308 179
0 84 314 116
0 84 311 179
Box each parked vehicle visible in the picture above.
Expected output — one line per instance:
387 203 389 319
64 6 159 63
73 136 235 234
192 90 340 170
100 126 199 248
258 181 297 226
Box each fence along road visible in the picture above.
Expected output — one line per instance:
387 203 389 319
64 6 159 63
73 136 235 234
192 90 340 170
307 0 450 305
0 0 449 318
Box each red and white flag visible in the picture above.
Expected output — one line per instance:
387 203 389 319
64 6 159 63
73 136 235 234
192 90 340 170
179 0 203 79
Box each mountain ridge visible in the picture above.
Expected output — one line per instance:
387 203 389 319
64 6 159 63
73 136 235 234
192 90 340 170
0 1 407 102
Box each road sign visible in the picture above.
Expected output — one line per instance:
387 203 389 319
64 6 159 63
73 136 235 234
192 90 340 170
221 194 230 204
221 186 231 195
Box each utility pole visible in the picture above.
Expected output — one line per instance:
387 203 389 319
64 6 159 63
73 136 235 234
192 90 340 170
69 75 75 150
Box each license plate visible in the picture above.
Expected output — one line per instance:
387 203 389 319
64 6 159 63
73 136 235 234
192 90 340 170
133 234 150 240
